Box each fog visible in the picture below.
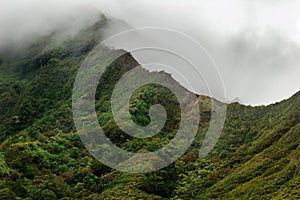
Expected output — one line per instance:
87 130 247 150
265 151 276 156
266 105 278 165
0 0 103 49
1 0 300 105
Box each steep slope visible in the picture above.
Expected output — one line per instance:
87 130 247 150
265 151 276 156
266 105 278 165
174 92 300 199
0 18 299 199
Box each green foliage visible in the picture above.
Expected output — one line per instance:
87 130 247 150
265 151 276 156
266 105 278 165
0 17 299 199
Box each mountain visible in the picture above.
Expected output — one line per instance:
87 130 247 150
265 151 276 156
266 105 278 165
0 16 299 199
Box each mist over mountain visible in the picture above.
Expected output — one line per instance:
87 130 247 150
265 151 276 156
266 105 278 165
0 1 299 199
1 0 300 105
0 15 299 199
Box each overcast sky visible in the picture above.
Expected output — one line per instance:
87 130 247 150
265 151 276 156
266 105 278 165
0 0 300 105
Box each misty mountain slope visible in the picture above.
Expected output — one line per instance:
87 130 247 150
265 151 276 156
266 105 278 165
0 18 299 200
0 14 131 140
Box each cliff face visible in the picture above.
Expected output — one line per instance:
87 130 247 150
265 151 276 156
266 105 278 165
0 18 299 199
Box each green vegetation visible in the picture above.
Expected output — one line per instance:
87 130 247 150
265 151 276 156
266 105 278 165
0 18 299 199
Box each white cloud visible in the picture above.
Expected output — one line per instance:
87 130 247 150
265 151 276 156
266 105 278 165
0 0 299 105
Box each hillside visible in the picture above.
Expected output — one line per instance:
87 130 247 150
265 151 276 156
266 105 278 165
0 17 299 199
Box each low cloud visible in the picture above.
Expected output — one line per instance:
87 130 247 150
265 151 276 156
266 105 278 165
0 0 102 49
1 0 299 105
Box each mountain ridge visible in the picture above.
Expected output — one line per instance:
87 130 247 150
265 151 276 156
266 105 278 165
0 18 299 199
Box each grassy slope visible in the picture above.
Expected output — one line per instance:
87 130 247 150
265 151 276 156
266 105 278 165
0 18 299 199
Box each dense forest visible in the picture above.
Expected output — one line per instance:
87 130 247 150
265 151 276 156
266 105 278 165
0 16 299 199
